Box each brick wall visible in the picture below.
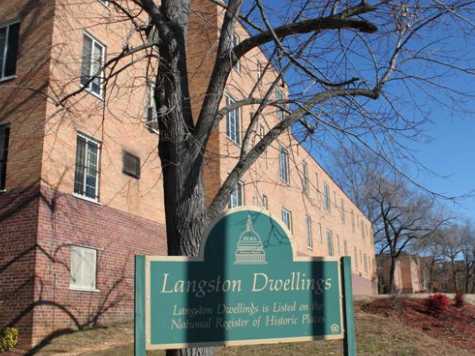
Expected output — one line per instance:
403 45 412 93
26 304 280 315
1 183 167 349
0 185 40 348
27 184 166 347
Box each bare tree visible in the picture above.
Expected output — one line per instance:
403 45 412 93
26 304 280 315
460 224 475 293
43 0 475 354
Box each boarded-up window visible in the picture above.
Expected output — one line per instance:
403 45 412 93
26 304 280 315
70 246 97 291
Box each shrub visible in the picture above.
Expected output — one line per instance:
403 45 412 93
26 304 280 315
0 327 18 352
425 293 450 317
454 291 465 308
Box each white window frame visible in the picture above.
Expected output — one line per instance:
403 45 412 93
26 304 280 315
275 87 285 120
351 210 355 232
70 245 98 292
281 208 293 233
0 21 20 82
327 230 334 256
225 95 240 145
341 198 345 223
81 32 106 98
305 215 313 250
279 146 290 184
323 182 330 211
145 81 158 131
73 133 101 202
232 32 240 72
257 60 262 81
228 181 244 208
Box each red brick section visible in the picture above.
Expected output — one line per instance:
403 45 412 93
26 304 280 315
0 185 41 348
1 184 167 349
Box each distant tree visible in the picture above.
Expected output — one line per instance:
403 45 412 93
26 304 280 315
459 223 475 293
330 147 449 293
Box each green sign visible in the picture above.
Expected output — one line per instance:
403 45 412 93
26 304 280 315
135 209 356 355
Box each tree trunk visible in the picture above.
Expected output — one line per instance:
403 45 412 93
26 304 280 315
450 258 457 292
157 1 215 355
388 256 397 294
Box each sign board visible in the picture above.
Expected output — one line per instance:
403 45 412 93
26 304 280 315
135 209 356 355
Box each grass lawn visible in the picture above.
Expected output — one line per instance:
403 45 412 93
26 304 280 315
35 304 473 356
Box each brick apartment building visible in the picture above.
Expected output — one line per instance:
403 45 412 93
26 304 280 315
0 0 377 348
377 255 427 294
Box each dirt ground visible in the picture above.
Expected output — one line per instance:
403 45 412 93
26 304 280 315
30 300 474 356
362 296 475 352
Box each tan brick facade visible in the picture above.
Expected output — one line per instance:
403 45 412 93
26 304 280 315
0 0 376 349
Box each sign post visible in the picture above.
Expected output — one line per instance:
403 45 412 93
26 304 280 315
135 209 357 355
341 256 357 356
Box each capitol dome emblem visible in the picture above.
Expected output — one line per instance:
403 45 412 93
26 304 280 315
234 215 267 265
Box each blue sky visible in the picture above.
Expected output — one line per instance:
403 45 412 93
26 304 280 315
408 113 475 221
250 1 475 222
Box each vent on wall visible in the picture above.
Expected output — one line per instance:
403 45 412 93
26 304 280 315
123 151 141 179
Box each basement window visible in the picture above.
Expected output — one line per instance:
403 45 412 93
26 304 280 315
123 151 141 179
70 246 98 292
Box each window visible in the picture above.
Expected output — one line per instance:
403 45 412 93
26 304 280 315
228 181 244 208
281 208 292 232
0 22 20 81
343 240 348 256
226 96 240 144
275 87 285 120
319 223 323 243
279 146 290 184
341 199 345 223
323 182 330 210
336 234 340 255
232 32 240 72
361 218 365 239
364 254 368 273
354 247 358 268
326 230 334 256
98 0 109 5
145 81 158 131
262 194 268 209
315 173 319 191
80 33 105 97
0 124 10 190
351 210 355 232
257 61 262 81
305 215 313 250
70 246 97 291
302 161 309 193
123 151 140 179
74 134 101 201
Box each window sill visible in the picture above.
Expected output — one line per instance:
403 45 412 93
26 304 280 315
98 0 110 10
69 286 100 293
279 180 291 187
0 75 17 84
225 135 241 148
81 84 105 101
73 193 102 206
